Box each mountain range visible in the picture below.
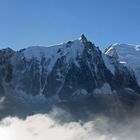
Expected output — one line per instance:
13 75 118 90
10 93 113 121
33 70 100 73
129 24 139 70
0 34 140 110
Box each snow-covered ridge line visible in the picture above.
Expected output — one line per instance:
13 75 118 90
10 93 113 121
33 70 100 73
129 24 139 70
23 38 86 60
105 43 140 86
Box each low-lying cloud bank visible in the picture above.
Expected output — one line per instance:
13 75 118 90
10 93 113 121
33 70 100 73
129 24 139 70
1 96 140 140
0 113 140 140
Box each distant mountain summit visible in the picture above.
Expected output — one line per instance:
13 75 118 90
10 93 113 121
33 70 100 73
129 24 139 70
105 43 140 86
0 35 140 107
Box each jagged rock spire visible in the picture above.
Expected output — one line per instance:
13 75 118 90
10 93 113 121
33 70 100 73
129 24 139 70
79 34 88 44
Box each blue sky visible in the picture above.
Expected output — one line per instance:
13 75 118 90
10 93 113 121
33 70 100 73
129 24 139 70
0 0 140 50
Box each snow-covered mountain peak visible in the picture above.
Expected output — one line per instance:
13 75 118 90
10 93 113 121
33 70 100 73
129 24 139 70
105 43 140 85
105 43 140 60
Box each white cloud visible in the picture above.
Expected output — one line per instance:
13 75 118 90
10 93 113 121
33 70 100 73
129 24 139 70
0 112 140 140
